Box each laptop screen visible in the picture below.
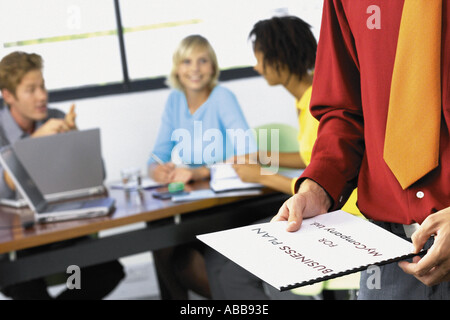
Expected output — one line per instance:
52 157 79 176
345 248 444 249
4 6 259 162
0 146 47 212
12 128 104 196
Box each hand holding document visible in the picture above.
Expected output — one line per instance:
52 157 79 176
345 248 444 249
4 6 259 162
198 210 422 291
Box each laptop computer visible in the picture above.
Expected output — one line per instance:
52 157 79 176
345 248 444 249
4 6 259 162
0 145 115 223
0 128 105 207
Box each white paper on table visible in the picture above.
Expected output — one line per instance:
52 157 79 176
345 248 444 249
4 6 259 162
171 189 262 202
109 177 163 190
209 163 262 192
198 210 419 291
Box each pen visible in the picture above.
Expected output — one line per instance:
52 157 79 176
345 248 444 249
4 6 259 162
151 153 165 165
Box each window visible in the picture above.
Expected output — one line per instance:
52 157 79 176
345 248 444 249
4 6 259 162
0 0 123 91
0 0 323 99
120 0 323 81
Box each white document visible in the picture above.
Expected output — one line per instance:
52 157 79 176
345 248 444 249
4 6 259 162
109 177 163 190
171 189 262 202
198 210 419 291
209 163 262 192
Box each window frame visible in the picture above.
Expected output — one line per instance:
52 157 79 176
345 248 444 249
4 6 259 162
0 0 259 105
50 0 258 102
48 67 258 103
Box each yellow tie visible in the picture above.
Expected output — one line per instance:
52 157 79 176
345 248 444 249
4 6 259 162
384 0 442 190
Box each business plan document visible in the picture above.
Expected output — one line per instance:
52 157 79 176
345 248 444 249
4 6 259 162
198 210 419 291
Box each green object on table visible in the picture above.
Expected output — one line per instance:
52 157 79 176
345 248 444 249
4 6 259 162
168 182 185 193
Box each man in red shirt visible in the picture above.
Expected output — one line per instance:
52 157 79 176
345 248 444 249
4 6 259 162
274 1 450 299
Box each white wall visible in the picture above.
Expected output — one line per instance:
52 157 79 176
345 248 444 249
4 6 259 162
51 76 297 183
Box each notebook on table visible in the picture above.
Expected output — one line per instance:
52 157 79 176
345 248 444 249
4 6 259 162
0 128 105 207
0 145 114 224
209 163 262 192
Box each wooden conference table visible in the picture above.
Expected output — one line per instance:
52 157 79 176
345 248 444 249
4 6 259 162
0 180 289 292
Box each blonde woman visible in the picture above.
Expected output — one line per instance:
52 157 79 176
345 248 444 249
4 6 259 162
149 35 256 299
148 35 256 184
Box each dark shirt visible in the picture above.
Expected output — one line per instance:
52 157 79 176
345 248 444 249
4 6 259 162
0 106 65 198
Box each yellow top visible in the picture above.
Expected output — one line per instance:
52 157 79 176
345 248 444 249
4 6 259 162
297 86 319 165
291 86 362 217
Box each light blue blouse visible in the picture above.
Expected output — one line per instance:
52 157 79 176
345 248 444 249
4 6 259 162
148 86 256 167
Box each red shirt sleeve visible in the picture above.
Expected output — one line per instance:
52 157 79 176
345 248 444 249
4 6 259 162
297 0 365 211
